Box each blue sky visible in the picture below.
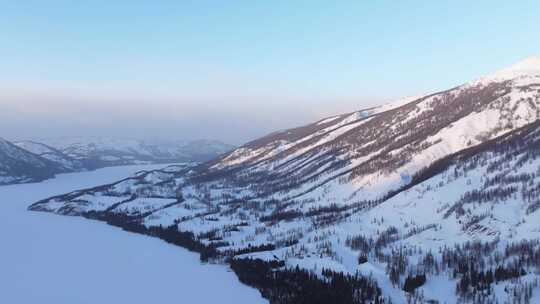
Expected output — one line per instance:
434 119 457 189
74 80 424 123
1 1 539 143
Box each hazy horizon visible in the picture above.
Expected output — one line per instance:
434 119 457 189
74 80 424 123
1 1 539 144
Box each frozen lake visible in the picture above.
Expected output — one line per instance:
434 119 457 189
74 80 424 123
0 164 266 304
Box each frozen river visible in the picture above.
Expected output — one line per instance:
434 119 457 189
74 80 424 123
0 164 266 304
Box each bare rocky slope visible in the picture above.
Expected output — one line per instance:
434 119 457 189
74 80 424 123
30 57 540 303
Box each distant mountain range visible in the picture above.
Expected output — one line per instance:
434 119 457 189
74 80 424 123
0 137 233 185
30 57 540 303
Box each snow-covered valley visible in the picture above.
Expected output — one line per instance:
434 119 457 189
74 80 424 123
27 57 540 303
0 165 266 304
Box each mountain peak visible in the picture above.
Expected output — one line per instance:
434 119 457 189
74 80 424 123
482 56 540 81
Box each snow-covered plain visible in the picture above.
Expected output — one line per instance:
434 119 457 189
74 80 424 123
0 164 266 304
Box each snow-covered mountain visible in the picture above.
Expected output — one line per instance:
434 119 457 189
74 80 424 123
0 138 233 185
13 140 85 171
0 138 64 185
30 57 540 303
37 137 234 169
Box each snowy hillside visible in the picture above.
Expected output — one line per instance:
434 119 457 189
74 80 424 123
0 138 63 185
30 57 540 303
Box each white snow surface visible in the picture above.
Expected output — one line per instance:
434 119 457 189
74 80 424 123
0 165 265 304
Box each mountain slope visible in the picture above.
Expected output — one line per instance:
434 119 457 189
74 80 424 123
30 57 540 303
0 138 63 185
209 58 540 205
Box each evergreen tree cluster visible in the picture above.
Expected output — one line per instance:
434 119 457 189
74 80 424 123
402 274 426 293
230 258 386 304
